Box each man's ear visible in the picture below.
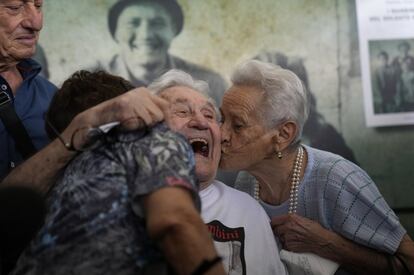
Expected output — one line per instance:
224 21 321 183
270 121 298 152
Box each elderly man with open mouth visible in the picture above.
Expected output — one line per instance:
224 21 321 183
148 69 287 275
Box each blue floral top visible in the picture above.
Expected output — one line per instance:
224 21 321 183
12 123 199 275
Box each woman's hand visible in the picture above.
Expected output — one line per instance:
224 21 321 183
272 214 411 275
271 213 335 254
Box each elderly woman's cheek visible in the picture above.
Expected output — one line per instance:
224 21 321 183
219 133 266 170
219 153 245 170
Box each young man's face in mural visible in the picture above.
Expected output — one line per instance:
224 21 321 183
114 2 176 72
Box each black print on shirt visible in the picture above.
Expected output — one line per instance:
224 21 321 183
206 220 246 275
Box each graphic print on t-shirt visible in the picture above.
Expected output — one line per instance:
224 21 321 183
206 220 246 275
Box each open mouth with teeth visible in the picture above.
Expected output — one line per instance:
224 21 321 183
189 138 209 157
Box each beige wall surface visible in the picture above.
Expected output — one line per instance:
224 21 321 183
38 0 414 226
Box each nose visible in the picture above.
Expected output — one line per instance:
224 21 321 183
21 4 43 31
136 21 152 40
128 33 136 48
188 112 209 130
220 122 230 146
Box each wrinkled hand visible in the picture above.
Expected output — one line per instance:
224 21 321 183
92 87 169 129
61 87 169 150
271 214 334 254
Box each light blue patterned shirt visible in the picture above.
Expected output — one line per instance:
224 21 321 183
235 145 406 254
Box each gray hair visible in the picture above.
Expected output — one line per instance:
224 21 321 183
231 59 309 144
148 69 220 120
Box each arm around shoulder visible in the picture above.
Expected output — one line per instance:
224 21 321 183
2 89 168 195
1 137 76 195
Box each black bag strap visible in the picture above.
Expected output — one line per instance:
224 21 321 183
0 80 37 160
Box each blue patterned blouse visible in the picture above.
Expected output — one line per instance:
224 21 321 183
12 123 198 275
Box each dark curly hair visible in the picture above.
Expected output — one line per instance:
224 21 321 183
45 70 134 139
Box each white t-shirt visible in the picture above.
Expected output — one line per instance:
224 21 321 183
200 180 287 275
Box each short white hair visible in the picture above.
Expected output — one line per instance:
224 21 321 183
231 59 309 144
148 69 220 120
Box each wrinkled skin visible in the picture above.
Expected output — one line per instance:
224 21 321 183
271 214 334 253
220 85 276 171
0 0 43 70
219 83 414 275
161 86 221 188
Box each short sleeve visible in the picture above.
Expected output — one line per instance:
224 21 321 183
321 160 406 254
128 126 200 216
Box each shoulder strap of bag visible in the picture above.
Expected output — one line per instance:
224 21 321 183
0 80 37 160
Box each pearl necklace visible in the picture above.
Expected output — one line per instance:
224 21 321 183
254 146 304 214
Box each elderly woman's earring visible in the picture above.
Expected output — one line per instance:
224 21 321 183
277 151 283 159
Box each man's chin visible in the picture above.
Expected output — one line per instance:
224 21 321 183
11 47 36 61
129 47 165 60
195 167 215 186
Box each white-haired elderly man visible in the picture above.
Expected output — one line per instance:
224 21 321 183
147 70 287 275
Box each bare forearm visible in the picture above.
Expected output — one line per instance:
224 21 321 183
158 214 223 275
2 138 76 195
314 230 394 275
272 214 410 274
1 110 90 194
395 234 414 274
2 88 167 194
145 188 225 275
2 110 96 194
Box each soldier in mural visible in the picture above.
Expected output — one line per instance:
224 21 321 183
392 42 414 112
373 51 399 113
94 0 227 105
397 56 414 112
392 41 414 75
370 40 414 114
254 50 359 164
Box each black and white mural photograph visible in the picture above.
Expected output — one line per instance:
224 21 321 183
1 0 414 274
37 0 413 216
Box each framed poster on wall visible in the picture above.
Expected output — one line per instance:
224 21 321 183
356 0 414 127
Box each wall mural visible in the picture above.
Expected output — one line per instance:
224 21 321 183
35 0 414 231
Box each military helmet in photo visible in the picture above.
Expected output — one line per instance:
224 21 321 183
108 0 184 39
